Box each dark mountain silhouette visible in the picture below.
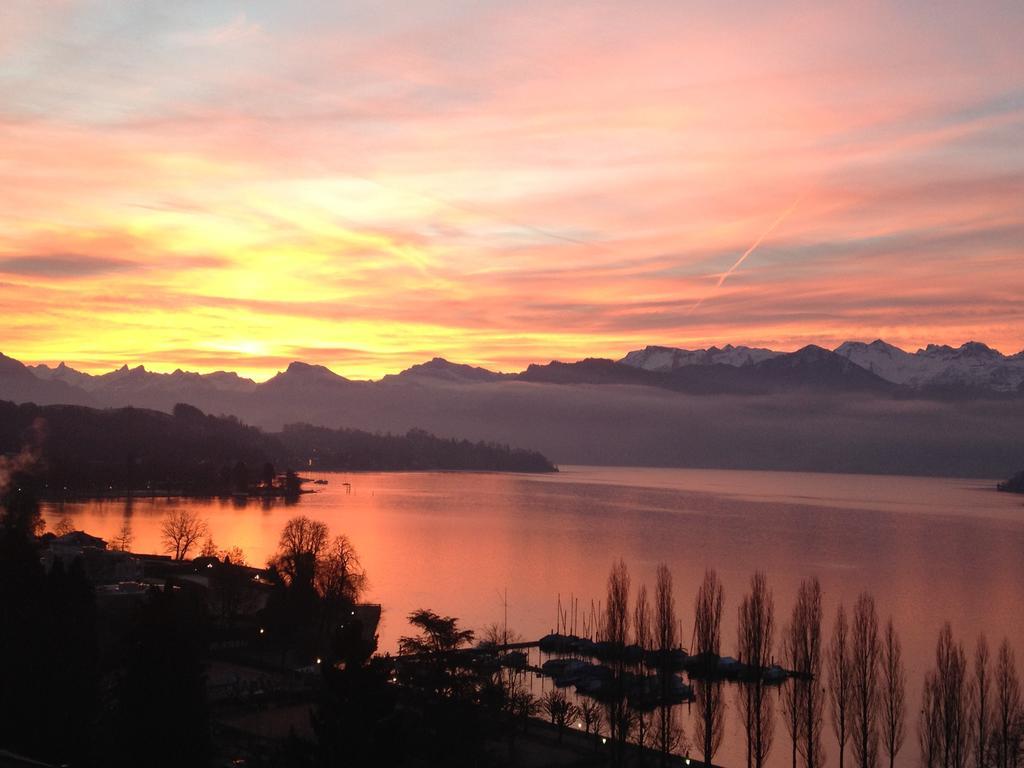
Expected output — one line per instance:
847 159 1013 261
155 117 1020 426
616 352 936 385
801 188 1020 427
0 353 95 406
0 400 555 494
520 346 895 395
279 423 554 472
262 361 352 390
2 345 1022 477
383 357 510 384
751 344 896 392
0 400 277 493
519 358 662 387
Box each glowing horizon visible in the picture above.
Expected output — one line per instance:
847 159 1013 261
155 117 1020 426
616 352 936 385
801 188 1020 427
2 1 1022 381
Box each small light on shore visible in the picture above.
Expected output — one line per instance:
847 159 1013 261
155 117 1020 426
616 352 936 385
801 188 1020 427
316 657 322 664
259 628 264 635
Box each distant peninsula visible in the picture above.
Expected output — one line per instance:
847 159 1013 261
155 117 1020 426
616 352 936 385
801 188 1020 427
997 470 1024 494
0 400 556 498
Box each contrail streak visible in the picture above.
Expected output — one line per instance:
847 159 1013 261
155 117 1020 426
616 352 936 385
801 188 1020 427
688 197 801 314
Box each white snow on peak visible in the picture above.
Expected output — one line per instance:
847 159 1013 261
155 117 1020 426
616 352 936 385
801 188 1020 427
623 339 1024 392
619 344 781 371
834 340 1024 391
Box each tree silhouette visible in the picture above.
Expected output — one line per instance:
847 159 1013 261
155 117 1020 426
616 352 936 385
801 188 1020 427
783 618 803 768
830 604 853 768
112 519 134 551
160 508 208 560
540 688 579 742
654 563 681 766
694 568 726 768
738 571 775 768
603 559 632 766
850 593 881 768
994 640 1020 768
881 617 906 768
271 515 329 590
973 635 993 768
399 609 474 655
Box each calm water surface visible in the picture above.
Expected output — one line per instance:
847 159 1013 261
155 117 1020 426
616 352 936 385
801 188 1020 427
43 466 1024 768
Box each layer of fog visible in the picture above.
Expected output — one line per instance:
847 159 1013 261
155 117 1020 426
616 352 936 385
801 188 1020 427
231 381 1024 478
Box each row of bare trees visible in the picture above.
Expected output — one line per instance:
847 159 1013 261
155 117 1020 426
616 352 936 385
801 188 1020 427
770 580 1021 768
601 560 689 766
920 627 1022 768
595 561 1022 768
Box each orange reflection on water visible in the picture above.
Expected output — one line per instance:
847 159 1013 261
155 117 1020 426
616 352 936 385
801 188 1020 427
42 467 1024 768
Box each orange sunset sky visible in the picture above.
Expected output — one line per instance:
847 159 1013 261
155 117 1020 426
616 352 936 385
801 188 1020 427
1 1 1022 380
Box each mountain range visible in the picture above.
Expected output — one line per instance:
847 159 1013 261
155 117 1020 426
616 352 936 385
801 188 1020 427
10 339 1024 405
622 340 1024 393
2 340 1022 477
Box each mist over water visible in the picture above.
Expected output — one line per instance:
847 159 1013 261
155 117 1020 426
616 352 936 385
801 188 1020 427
44 466 1024 768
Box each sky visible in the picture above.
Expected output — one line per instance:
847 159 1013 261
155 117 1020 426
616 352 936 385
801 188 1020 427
1 0 1022 380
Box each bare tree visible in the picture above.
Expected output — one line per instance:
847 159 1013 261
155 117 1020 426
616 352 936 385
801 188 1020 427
53 515 75 537
510 688 540 734
579 697 602 739
935 623 973 768
221 545 247 566
800 578 826 768
160 508 208 560
604 559 631 766
921 670 943 768
881 618 906 768
974 635 993 768
604 558 631 647
271 515 329 589
695 568 724 660
653 705 683 761
654 563 679 766
994 640 1021 768
738 571 775 768
655 563 677 653
200 536 218 558
632 581 654 764
316 534 367 603
112 520 134 552
784 577 826 768
634 710 652 763
830 604 853 768
694 680 726 764
694 568 726 768
783 618 804 768
850 593 881 768
540 688 580 743
635 583 652 650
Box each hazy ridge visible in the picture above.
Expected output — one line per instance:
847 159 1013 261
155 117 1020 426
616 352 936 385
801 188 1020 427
2 342 1022 478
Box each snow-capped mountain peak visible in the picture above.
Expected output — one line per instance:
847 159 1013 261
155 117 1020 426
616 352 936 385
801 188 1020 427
623 339 1024 392
839 340 1022 391
619 344 781 371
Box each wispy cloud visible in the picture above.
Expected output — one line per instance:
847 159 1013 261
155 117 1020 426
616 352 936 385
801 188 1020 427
0 254 134 278
0 0 1021 378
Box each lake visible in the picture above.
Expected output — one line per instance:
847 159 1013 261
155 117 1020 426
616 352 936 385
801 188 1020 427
42 466 1024 767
